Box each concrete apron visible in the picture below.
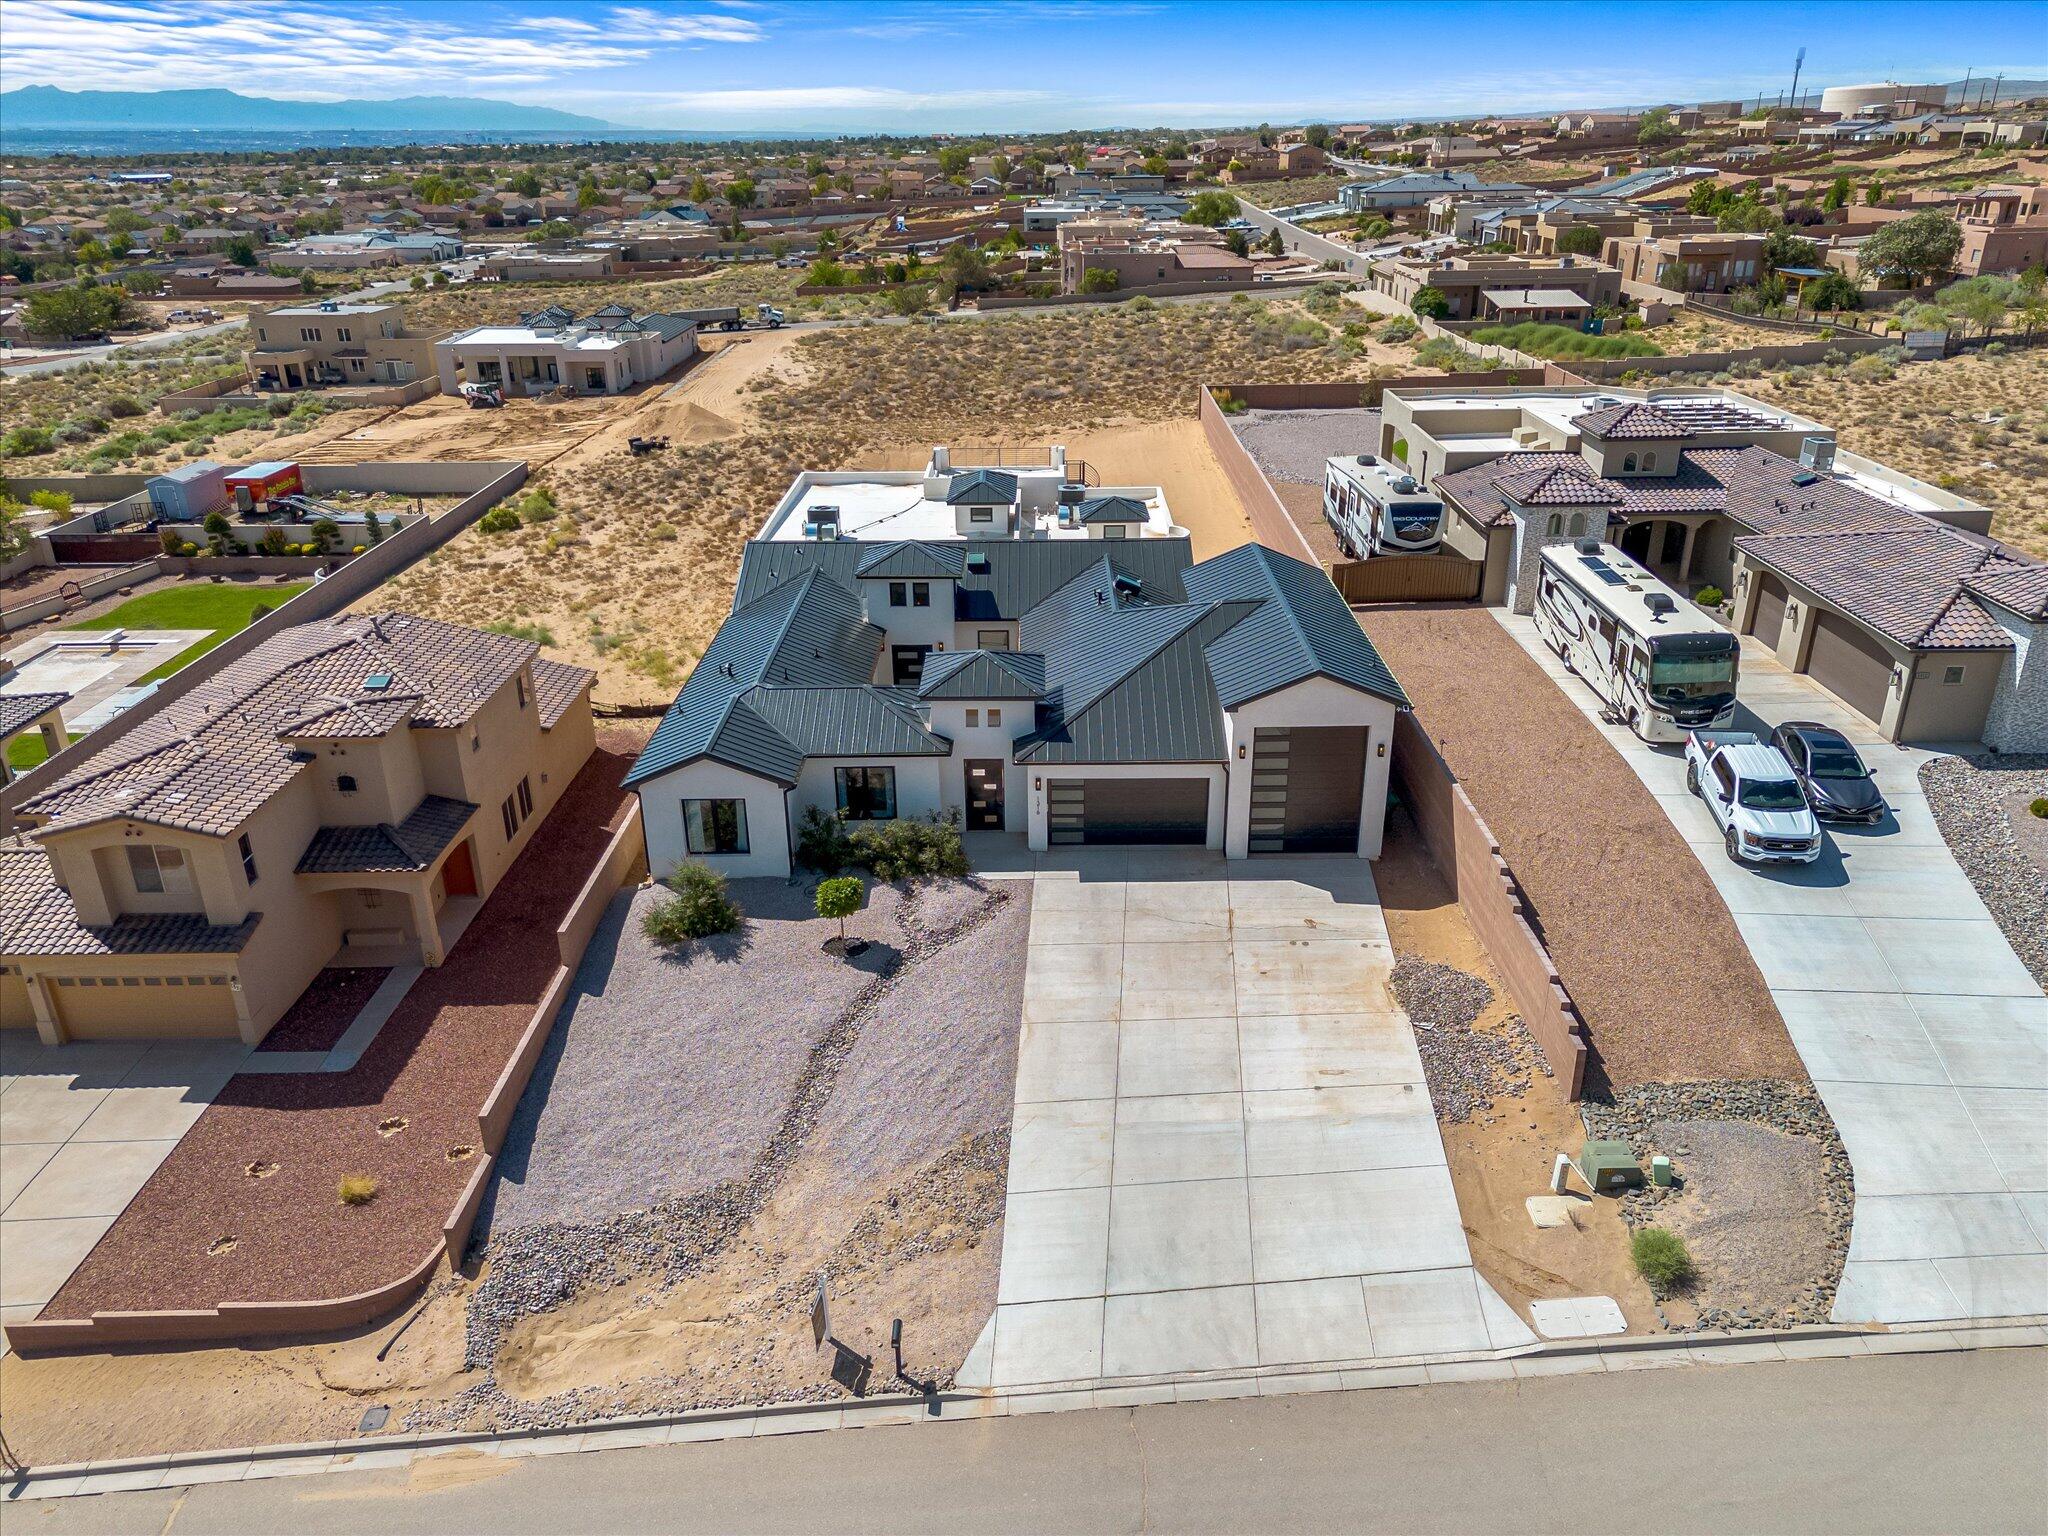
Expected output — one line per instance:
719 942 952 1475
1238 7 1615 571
7 1317 2043 1502
1491 610 2048 1327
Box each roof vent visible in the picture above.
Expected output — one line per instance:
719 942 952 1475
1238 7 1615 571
1575 537 1602 554
363 672 393 691
1113 573 1143 597
1644 592 1677 621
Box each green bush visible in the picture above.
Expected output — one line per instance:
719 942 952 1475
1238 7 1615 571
1694 585 1725 608
0 426 53 457
1468 321 1662 359
1631 1227 1696 1289
1377 316 1419 345
847 812 968 881
643 862 741 944
478 506 521 534
1078 266 1120 294
1410 287 1452 320
516 487 558 524
815 875 864 946
2029 796 2048 819
795 805 854 872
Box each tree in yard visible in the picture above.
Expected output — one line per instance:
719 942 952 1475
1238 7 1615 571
1823 174 1852 213
225 235 258 267
1863 178 1886 206
1078 266 1120 294
689 174 711 202
726 178 757 210
1259 227 1285 256
2017 287 2048 337
510 170 542 197
1142 153 1169 176
1946 282 2010 337
1410 285 1451 319
1760 223 1822 273
1636 107 1680 148
576 176 602 209
1226 158 1248 175
1858 211 1962 287
1555 226 1603 257
21 282 130 341
1303 123 1332 149
1182 190 1239 227
937 145 973 177
1803 271 1863 311
815 876 863 950
990 153 1012 182
1224 228 1249 257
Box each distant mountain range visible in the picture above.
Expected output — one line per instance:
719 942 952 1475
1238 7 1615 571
0 85 623 136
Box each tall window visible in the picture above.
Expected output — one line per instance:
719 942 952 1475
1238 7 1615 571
238 833 258 885
889 581 909 607
684 798 749 854
835 766 898 821
911 581 931 607
502 777 533 841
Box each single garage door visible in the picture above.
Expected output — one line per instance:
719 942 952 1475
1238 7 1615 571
1750 572 1790 651
1048 777 1208 845
1248 726 1368 853
1804 611 1894 726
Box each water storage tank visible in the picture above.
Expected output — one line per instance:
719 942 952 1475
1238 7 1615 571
1819 82 1939 116
146 460 229 523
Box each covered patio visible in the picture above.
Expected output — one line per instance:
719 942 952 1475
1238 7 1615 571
295 796 484 968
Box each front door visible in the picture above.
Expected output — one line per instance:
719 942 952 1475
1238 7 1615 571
441 840 478 898
966 760 1005 829
891 645 932 686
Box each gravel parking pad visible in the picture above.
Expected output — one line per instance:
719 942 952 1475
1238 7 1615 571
1229 407 1382 485
1920 753 2048 989
1355 604 1802 1092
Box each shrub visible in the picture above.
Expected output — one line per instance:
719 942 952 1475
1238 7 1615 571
1377 316 1419 345
485 620 557 645
308 517 340 553
815 875 864 947
1631 1227 1696 1289
643 862 741 944
847 811 968 881
1468 321 1661 359
0 426 53 457
338 1175 380 1206
516 487 558 524
105 393 145 418
28 489 72 514
158 527 184 555
1410 287 1452 320
1212 388 1246 415
795 805 854 872
2029 796 2048 819
478 506 521 533
1078 266 1120 294
1694 585 1725 608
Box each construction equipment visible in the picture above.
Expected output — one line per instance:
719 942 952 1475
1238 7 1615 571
460 381 503 408
755 303 786 328
627 436 670 455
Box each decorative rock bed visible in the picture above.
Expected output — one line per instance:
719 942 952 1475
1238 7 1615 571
1919 752 2048 990
1390 956 1550 1124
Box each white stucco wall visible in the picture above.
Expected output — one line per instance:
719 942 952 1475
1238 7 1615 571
923 700 1029 831
790 756 947 832
1221 676 1398 859
859 577 957 680
637 760 791 881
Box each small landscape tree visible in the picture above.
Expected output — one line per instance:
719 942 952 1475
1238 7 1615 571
1555 225 1603 257
1078 266 1120 294
1858 211 1963 288
815 876 863 949
1410 286 1451 319
1182 190 1239 227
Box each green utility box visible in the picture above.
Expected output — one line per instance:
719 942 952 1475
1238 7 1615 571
1578 1141 1645 1191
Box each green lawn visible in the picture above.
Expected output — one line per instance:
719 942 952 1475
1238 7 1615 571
69 581 311 684
5 731 82 772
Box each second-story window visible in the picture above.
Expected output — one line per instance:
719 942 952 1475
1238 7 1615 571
127 844 189 897
516 673 528 710
337 774 358 794
912 582 930 607
889 581 908 607
239 833 259 885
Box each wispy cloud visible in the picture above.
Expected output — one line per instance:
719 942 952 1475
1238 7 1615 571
0 0 763 97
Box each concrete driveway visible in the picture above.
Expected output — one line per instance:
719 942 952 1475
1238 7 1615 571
976 848 1535 1388
1495 612 2048 1325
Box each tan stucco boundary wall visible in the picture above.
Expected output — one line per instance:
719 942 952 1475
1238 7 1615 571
3 800 647 1355
1 461 528 834
1390 710 1589 1099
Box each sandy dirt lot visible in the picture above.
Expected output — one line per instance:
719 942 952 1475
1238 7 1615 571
1374 811 1658 1333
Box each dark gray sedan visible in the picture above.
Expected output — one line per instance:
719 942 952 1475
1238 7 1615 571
1770 721 1888 823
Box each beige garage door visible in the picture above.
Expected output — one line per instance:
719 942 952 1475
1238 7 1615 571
54 973 239 1039
1805 611 1895 726
1750 572 1790 650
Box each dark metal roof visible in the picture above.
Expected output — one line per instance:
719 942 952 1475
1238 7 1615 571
917 649 1048 700
743 686 950 759
734 537 1191 624
945 469 1019 505
624 569 882 787
852 540 969 580
1184 543 1410 710
1075 495 1148 524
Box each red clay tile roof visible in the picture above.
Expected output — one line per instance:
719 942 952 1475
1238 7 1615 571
1575 401 1694 440
532 656 595 731
1493 462 1626 506
1734 525 2019 651
22 614 538 840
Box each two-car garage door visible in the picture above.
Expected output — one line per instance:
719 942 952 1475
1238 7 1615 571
1048 778 1208 845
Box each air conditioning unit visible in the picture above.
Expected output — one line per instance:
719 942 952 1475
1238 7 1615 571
805 505 841 540
1799 435 1837 473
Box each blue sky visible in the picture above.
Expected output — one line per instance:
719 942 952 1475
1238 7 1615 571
4 0 2045 131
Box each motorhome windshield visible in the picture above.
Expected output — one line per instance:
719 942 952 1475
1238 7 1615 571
1649 649 1738 702
1738 777 1808 811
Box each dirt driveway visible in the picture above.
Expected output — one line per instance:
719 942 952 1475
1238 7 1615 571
1355 604 1802 1094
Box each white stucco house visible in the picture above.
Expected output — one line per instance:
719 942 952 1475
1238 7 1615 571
433 303 698 397
626 451 1411 879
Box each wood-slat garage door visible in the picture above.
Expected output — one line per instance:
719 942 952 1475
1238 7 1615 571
1048 778 1208 845
1248 726 1367 853
1805 611 1894 726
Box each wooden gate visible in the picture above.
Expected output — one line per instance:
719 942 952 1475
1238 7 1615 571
1326 554 1482 604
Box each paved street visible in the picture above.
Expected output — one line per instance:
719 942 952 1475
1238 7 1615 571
1495 612 2048 1325
977 852 1533 1388
16 1347 2043 1534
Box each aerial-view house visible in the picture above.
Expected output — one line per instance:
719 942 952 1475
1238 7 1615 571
434 303 700 397
1 615 594 1044
626 449 1410 878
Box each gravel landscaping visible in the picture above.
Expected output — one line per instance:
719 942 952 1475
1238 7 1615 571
1920 752 2048 990
1357 604 1804 1093
420 873 1031 1433
1392 956 1549 1123
254 967 390 1053
1583 1079 1852 1332
1229 406 1382 486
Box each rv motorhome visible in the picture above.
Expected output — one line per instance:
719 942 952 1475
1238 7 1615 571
1533 540 1739 743
1322 455 1446 558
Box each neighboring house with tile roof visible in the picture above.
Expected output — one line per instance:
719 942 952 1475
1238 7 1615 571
433 303 700 397
628 461 1409 877
0 615 594 1045
1378 381 2044 747
0 691 69 788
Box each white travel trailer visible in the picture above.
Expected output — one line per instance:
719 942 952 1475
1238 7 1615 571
1533 540 1739 743
1322 455 1445 558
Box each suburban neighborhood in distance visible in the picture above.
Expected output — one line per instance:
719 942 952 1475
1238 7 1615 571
0 0 2044 1529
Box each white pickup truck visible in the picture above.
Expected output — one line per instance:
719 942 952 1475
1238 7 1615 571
1684 730 1823 866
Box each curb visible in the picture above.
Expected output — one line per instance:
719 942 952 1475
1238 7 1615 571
6 1314 2043 1502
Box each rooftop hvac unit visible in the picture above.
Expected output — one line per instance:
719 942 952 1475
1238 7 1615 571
1644 592 1677 621
1059 485 1087 505
1576 537 1603 554
1355 453 1378 466
1799 435 1837 473
805 506 841 540
1392 475 1420 493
